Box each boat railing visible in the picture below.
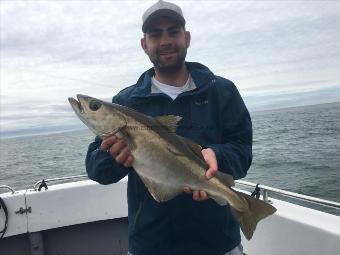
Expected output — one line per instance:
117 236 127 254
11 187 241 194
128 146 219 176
2 176 339 211
33 175 88 191
0 185 15 194
236 180 340 210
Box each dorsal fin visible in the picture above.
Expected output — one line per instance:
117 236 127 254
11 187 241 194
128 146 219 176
156 115 182 133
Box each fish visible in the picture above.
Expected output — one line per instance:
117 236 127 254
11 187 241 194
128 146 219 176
68 94 276 240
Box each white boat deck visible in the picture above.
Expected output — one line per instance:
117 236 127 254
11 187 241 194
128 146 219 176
1 178 340 254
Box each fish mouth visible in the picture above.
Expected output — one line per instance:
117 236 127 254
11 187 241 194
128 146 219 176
68 95 84 114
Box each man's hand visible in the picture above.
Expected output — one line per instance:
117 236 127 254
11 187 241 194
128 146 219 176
183 148 218 201
101 135 134 168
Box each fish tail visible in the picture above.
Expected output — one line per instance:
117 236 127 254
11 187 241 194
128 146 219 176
232 192 277 240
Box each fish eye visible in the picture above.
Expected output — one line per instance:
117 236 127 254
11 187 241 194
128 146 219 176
89 100 102 111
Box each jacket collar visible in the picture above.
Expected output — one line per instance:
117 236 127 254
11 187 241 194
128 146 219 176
130 62 214 99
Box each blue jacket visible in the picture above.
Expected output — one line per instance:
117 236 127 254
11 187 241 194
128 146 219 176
86 62 252 255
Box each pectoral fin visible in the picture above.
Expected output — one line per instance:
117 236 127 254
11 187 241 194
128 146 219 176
178 136 204 159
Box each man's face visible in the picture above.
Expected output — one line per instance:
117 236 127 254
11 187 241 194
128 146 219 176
141 17 191 74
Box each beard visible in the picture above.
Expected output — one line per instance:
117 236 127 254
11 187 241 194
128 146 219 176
149 45 188 74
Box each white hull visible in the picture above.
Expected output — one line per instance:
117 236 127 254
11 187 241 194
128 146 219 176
1 179 340 254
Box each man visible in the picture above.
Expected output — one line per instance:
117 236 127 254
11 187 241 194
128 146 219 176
86 1 252 255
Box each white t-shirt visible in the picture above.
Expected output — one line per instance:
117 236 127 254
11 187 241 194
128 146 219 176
151 75 196 100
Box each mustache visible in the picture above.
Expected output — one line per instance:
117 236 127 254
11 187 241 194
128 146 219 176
157 46 178 55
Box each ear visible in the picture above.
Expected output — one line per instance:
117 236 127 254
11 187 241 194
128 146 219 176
185 31 191 48
141 37 148 54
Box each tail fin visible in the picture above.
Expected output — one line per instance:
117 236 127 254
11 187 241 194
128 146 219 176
232 192 277 240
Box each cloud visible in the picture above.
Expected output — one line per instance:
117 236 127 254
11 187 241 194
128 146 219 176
1 0 340 136
187 1 340 86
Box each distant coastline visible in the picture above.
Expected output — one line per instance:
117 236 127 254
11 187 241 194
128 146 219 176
0 127 89 140
251 101 340 114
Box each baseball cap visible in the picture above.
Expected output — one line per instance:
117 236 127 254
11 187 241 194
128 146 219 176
142 0 186 33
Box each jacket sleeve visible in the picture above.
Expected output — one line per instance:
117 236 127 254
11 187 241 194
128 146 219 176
85 95 132 185
86 136 131 184
206 81 252 180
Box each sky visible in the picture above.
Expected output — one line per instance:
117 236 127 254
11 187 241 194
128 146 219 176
1 0 340 137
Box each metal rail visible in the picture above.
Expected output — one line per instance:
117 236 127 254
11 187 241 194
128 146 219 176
28 176 340 210
236 180 340 210
33 175 88 190
0 185 15 194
